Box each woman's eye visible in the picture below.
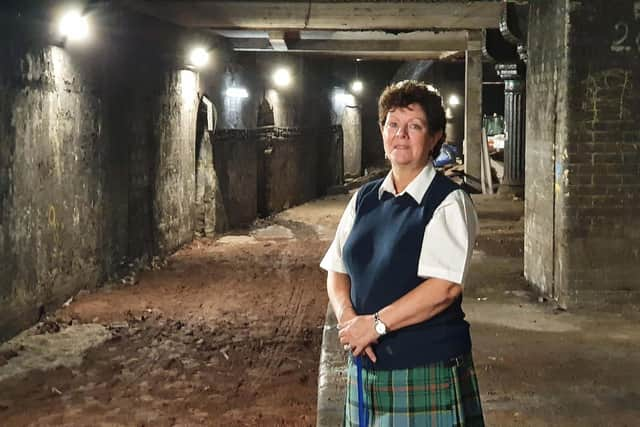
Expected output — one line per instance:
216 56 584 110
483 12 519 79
409 124 423 131
387 122 398 128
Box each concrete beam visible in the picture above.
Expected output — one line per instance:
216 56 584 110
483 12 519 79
268 31 289 51
225 29 468 58
300 38 466 53
124 1 502 30
229 38 465 59
249 49 462 60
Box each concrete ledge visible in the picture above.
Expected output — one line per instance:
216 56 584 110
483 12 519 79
327 167 389 195
557 289 640 310
316 304 347 427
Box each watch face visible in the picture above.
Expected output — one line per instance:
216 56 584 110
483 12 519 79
375 322 386 335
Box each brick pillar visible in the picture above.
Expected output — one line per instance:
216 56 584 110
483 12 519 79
496 62 526 197
526 0 640 307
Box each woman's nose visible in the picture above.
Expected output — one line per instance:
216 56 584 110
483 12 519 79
395 124 408 137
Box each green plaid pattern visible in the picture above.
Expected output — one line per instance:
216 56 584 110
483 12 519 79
344 353 484 427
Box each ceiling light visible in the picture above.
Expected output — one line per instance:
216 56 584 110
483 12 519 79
448 94 460 107
58 10 89 41
272 68 292 88
351 80 363 94
189 47 209 68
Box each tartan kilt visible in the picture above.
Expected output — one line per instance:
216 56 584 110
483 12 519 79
344 353 484 427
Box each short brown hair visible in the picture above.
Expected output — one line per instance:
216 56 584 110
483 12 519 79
378 80 447 158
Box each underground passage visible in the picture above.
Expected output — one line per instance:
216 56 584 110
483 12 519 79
0 1 639 426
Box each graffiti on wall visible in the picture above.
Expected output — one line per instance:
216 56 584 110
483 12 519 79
582 68 633 125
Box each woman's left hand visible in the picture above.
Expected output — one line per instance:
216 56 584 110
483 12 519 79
338 315 379 357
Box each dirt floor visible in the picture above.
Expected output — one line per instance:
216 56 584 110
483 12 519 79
1 189 639 426
0 210 335 426
463 196 640 427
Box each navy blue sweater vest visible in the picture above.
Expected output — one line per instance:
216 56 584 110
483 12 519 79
343 173 471 370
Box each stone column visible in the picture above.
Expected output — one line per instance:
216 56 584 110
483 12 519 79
496 62 526 197
342 105 362 178
464 36 483 191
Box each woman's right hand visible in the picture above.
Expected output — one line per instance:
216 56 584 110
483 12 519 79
328 272 377 360
337 310 377 363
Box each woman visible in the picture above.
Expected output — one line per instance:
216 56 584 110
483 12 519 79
320 80 484 426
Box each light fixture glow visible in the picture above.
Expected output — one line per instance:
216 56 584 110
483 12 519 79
180 70 197 103
226 87 249 98
448 94 461 107
351 80 363 94
272 68 292 88
189 47 209 68
58 10 89 41
334 90 355 106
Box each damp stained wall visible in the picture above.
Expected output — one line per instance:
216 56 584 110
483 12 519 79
0 8 201 339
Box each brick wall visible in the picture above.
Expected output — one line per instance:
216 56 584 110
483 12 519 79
213 129 259 228
213 125 343 228
317 125 344 194
526 0 640 307
561 0 640 305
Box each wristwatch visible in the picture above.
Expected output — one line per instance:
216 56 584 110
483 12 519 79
374 312 387 336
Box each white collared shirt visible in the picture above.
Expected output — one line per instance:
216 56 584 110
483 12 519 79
320 163 478 286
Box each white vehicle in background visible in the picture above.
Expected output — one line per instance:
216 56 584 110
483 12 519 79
484 113 505 159
488 133 505 154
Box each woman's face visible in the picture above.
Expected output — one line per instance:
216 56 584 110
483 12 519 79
380 103 441 169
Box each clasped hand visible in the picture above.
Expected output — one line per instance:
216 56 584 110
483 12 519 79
338 314 378 363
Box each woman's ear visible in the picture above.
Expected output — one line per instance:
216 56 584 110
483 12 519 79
432 130 444 144
428 130 444 158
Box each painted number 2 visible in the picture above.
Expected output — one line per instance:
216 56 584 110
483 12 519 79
611 22 640 53
611 22 631 52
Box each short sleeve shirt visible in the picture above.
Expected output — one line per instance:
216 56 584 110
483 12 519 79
320 163 478 286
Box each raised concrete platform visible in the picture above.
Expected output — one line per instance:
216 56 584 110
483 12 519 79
316 305 347 427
